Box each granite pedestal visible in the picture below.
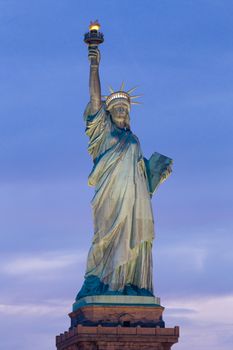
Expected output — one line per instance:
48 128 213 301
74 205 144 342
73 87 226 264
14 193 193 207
56 296 179 350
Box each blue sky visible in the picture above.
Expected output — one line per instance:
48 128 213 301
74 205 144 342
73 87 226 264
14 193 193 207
0 0 233 349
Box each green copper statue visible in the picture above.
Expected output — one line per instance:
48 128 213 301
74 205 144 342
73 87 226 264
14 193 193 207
77 22 172 300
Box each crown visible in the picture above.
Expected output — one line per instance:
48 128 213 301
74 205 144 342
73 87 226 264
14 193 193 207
103 82 142 111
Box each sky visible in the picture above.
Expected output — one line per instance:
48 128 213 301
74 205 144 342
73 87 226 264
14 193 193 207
0 0 233 349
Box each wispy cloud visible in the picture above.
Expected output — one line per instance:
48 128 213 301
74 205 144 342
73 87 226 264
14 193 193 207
0 299 69 316
165 294 233 324
158 245 208 272
164 294 233 350
0 251 87 276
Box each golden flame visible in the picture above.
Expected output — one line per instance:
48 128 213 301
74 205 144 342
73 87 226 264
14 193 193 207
89 21 100 31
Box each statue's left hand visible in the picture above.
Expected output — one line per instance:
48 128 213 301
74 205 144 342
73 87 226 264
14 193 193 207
160 164 173 181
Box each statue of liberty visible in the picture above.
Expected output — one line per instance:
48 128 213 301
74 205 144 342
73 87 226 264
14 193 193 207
76 22 173 301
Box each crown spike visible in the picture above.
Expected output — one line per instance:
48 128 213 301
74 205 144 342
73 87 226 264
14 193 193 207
109 86 114 94
127 86 138 94
131 101 142 105
120 81 125 91
130 95 142 99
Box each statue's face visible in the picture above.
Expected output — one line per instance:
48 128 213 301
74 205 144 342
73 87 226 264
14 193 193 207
110 103 130 129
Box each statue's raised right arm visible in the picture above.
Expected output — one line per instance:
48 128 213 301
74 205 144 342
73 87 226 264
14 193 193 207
88 47 102 115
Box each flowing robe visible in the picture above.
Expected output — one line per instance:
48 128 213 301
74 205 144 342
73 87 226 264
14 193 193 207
77 104 171 299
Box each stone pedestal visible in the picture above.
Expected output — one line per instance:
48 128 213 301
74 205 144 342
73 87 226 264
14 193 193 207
56 324 179 350
56 296 179 350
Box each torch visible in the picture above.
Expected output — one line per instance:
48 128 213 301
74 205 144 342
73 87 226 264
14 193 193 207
84 20 104 65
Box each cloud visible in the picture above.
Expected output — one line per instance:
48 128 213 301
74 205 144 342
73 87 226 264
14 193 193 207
0 299 69 316
158 245 208 272
0 251 87 276
164 294 233 350
154 233 233 298
0 249 87 304
165 294 233 325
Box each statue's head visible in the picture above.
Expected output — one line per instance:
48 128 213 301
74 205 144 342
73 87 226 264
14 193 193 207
104 83 141 129
109 101 130 129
